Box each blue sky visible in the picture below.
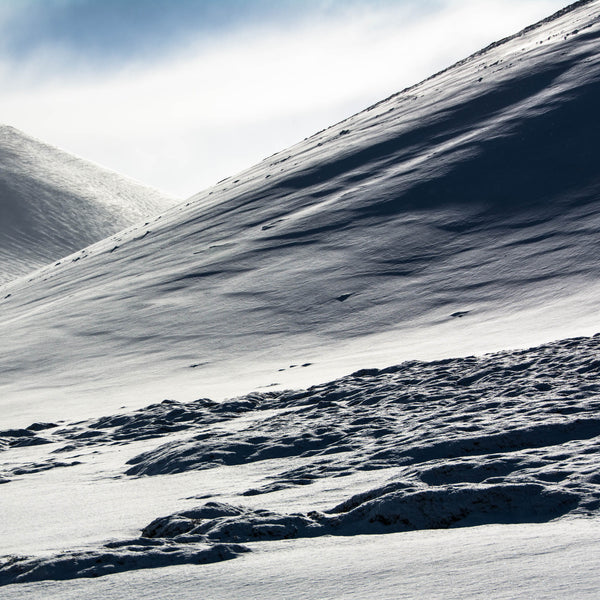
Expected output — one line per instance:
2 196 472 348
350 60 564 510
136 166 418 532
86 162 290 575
0 0 568 197
2 0 440 73
1 0 312 64
2 1 415 59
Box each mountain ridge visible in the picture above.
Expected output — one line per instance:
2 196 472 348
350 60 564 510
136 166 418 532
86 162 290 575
292 0 597 149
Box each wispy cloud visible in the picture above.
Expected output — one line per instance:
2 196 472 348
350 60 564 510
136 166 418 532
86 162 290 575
0 0 567 197
0 0 434 70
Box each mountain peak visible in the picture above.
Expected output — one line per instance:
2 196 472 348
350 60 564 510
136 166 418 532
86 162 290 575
0 125 177 284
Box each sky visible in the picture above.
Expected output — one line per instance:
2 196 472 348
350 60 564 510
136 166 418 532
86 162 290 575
0 0 569 198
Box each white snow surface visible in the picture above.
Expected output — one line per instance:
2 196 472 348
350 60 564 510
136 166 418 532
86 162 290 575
2 333 600 591
2 1 600 597
4 521 600 600
0 125 176 285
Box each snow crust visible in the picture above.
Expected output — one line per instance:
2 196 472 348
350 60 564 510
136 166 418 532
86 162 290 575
5 521 599 600
0 126 176 284
2 332 600 586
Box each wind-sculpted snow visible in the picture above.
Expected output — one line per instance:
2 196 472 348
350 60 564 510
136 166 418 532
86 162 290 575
2 334 599 584
139 484 576 545
0 126 175 284
6 333 599 467
114 335 600 520
4 334 599 510
1 2 600 419
1 397 263 452
0 542 248 586
0 486 579 585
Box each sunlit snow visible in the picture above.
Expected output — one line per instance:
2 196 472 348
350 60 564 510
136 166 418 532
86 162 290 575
1 1 600 598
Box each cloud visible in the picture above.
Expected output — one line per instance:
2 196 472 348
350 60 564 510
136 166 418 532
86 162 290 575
0 0 432 69
0 0 568 197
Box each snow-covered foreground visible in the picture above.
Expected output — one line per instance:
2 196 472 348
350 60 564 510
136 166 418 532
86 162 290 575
2 1 600 597
1 333 600 590
4 521 600 600
0 126 175 285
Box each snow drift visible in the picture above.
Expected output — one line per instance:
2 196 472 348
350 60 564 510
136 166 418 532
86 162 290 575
0 126 175 285
2 332 599 584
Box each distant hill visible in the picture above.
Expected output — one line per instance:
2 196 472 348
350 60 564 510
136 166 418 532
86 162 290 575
0 125 176 284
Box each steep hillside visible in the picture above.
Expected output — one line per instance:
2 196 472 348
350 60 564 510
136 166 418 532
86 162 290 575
1 0 599 424
2 2 600 597
0 126 176 284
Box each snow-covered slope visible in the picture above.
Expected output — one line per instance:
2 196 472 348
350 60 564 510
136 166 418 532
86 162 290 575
0 126 176 284
2 0 599 424
2 1 600 596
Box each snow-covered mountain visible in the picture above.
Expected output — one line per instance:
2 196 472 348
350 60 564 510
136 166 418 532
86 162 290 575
0 125 176 284
1 0 599 425
2 1 600 597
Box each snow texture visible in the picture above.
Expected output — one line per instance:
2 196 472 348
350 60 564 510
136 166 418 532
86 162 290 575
1 332 599 584
2 0 600 595
0 542 248 585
